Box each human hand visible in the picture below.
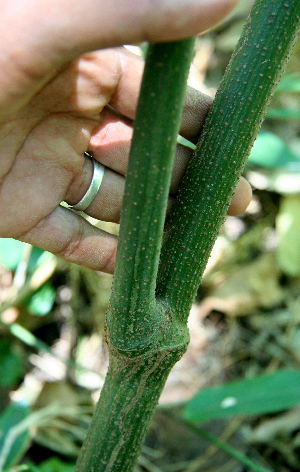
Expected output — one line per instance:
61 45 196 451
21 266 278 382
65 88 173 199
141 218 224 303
0 0 250 273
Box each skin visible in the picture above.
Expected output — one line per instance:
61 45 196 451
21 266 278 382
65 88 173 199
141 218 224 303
0 0 251 274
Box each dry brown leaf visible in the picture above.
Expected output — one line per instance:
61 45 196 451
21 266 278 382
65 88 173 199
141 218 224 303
199 252 285 317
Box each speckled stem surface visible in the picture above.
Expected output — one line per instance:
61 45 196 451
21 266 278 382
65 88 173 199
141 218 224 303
157 0 300 319
75 344 188 472
76 1 300 471
76 40 195 472
106 39 195 352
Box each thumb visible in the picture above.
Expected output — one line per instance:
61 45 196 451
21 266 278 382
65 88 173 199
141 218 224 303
51 0 238 52
3 0 238 63
0 0 237 116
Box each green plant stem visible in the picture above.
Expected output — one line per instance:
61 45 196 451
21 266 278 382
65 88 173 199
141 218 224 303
75 347 186 472
106 39 195 352
76 2 300 471
75 40 195 472
157 0 300 319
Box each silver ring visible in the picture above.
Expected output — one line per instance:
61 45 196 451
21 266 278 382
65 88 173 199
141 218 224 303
70 153 105 211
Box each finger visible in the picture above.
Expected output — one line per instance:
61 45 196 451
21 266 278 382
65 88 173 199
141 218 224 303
68 165 125 224
89 108 133 176
63 150 251 240
32 49 125 118
90 85 213 181
89 113 195 194
227 177 252 216
18 205 117 273
65 155 251 225
108 49 213 132
63 0 237 50
1 0 237 114
8 0 238 59
180 87 213 143
108 48 144 120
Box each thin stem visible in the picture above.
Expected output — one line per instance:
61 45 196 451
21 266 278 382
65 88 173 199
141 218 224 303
156 0 300 319
75 40 196 472
107 39 195 352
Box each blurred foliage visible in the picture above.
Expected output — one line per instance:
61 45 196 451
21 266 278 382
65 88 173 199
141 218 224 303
0 402 30 470
184 370 300 423
276 195 300 276
247 131 300 170
0 339 23 387
29 458 75 472
6 458 75 472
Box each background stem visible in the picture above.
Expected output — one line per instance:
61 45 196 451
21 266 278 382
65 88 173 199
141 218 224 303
156 0 300 320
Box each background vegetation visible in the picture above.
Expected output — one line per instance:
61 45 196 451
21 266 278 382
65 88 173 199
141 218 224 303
1 1 300 471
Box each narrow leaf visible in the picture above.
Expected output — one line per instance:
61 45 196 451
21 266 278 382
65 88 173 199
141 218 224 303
0 402 30 469
183 370 300 423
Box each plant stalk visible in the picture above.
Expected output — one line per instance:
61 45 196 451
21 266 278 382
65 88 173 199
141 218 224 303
75 39 195 472
106 39 196 352
157 0 300 319
76 1 300 471
75 345 187 471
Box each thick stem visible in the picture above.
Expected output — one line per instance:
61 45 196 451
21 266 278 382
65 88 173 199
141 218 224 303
75 342 188 472
156 0 300 318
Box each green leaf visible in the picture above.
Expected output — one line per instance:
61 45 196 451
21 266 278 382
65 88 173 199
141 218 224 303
0 238 50 274
27 247 49 274
0 239 26 270
0 402 30 469
26 283 56 316
276 194 300 276
183 370 300 424
266 108 300 120
275 72 300 93
0 339 23 387
7 459 75 472
177 135 196 150
247 131 300 169
33 458 75 472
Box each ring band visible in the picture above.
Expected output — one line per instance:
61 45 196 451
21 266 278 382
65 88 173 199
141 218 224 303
70 153 105 211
